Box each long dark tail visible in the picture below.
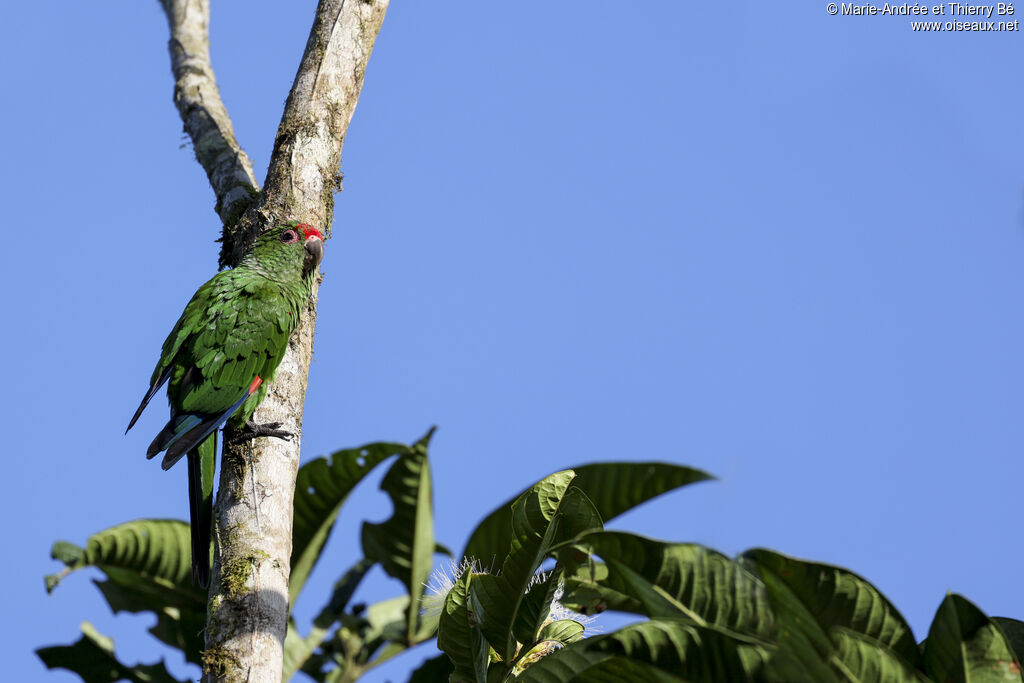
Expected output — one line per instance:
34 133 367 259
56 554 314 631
187 433 217 589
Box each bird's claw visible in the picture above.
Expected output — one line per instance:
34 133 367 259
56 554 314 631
228 420 294 445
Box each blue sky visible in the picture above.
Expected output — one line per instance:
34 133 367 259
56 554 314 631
4 2 1023 681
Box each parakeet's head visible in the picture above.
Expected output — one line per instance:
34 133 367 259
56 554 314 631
246 221 324 281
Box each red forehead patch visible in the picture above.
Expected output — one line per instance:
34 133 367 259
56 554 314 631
296 223 323 240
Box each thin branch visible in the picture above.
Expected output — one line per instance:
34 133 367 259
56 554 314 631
219 0 387 269
159 0 260 227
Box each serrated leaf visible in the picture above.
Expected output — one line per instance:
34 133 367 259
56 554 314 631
360 431 436 638
36 621 187 683
471 470 577 662
437 567 490 683
463 462 712 568
745 548 918 664
292 440 408 603
517 618 770 682
922 593 1023 683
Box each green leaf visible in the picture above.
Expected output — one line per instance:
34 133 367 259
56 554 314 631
517 618 770 682
753 563 839 683
48 519 195 589
312 595 424 677
45 519 206 665
36 621 187 683
471 470 577 662
284 621 312 683
556 486 604 544
745 548 918 664
514 621 586 676
292 440 409 603
603 557 699 620
95 567 206 666
463 462 712 567
282 558 375 681
360 430 436 639
50 540 85 568
356 593 440 663
513 568 564 647
526 655 682 683
574 531 774 640
922 593 1023 683
315 557 376 633
437 566 490 683
561 562 641 616
831 627 930 683
536 619 585 646
299 650 331 683
561 581 637 618
408 653 455 682
994 618 1024 664
364 594 414 647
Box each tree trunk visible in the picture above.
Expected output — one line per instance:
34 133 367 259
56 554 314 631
157 1 390 680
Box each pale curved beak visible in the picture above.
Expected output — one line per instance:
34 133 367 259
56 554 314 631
304 236 324 267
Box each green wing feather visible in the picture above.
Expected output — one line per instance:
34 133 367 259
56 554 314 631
173 277 298 424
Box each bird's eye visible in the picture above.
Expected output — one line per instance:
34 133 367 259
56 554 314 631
279 230 298 243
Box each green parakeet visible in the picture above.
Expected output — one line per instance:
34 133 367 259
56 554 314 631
126 221 324 587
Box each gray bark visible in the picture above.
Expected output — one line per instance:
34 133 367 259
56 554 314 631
158 0 260 226
157 1 390 681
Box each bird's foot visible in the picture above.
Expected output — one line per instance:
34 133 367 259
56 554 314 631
228 420 294 445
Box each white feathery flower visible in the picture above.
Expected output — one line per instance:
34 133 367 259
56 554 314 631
421 557 481 616
421 561 597 636
530 571 596 628
546 579 595 627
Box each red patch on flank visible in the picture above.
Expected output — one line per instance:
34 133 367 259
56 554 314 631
248 376 263 395
297 224 323 240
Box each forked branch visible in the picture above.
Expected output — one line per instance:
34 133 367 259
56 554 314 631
156 1 390 681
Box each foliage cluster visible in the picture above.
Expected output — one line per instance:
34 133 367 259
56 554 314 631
38 431 1024 682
